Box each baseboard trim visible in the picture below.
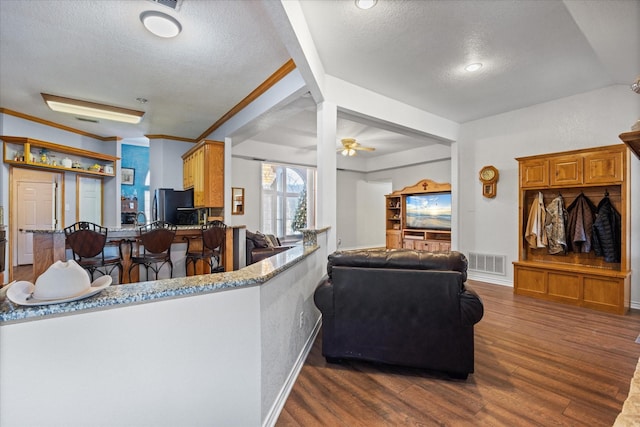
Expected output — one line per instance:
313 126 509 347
262 316 322 427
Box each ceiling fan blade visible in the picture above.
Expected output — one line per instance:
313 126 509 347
355 146 375 151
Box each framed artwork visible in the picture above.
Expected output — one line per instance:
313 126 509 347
121 167 135 185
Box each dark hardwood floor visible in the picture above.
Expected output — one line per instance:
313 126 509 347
277 280 640 426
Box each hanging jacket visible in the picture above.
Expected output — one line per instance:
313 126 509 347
525 191 547 248
592 195 621 263
545 195 567 255
566 193 596 253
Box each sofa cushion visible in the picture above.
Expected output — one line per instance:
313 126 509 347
264 234 280 248
246 231 269 248
327 249 468 282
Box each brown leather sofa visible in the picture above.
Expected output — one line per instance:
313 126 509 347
245 231 293 265
314 249 484 379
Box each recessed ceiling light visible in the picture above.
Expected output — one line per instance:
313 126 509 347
355 0 377 10
140 11 182 38
465 63 483 72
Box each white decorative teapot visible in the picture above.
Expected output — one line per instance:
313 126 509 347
61 157 73 168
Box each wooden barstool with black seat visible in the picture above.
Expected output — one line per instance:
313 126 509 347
129 221 177 281
64 221 123 283
184 220 226 276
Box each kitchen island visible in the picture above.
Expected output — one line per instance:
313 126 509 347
23 224 246 284
0 227 330 427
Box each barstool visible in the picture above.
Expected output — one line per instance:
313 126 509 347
184 220 226 275
64 221 123 283
129 221 177 281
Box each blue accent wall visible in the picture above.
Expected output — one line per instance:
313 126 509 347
121 144 149 213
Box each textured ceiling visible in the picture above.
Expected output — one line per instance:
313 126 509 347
0 0 638 160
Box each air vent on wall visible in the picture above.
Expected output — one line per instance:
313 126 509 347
147 0 182 11
468 252 506 275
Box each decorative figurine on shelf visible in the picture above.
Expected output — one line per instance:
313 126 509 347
61 157 72 168
39 148 48 163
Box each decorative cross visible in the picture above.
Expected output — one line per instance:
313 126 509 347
422 182 428 190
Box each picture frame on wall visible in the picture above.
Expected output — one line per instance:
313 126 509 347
122 168 135 185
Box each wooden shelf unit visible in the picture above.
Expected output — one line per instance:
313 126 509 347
620 130 640 161
2 136 118 177
385 179 451 251
514 144 631 314
182 140 224 208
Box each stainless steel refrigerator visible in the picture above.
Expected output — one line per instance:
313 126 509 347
152 188 194 224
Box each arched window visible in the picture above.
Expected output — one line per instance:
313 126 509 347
261 163 315 240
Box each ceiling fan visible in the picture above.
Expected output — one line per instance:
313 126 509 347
338 138 375 156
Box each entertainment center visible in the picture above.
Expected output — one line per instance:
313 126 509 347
385 179 451 251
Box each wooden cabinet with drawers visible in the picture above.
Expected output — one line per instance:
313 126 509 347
514 144 631 314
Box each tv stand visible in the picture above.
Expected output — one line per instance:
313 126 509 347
385 179 452 251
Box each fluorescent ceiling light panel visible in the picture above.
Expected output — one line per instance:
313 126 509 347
41 93 145 124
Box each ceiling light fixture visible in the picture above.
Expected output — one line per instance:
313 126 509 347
465 63 483 72
41 93 145 124
631 76 640 94
355 0 377 10
342 148 356 157
140 11 182 38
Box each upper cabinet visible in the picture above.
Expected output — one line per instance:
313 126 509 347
2 136 118 177
182 140 224 208
519 145 625 189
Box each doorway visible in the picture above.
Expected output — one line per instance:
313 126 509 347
10 168 62 275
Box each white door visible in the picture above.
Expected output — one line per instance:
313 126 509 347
17 182 55 265
78 176 102 224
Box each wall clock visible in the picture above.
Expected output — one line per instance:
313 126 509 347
479 165 499 198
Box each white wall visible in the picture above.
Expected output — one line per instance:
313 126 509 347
366 159 452 192
148 138 194 192
335 170 364 249
230 157 261 231
457 85 640 300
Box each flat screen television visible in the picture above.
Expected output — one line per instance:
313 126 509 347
405 192 452 230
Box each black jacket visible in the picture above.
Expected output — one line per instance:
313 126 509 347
566 193 596 253
592 196 621 263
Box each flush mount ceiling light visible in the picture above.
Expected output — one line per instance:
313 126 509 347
355 0 377 10
140 10 182 38
41 93 145 124
465 63 483 72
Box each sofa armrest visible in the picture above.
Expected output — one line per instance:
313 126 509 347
460 285 484 326
313 276 332 312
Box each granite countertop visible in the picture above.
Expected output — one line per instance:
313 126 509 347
0 244 317 325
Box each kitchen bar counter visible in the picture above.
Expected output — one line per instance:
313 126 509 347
0 242 313 324
0 228 329 427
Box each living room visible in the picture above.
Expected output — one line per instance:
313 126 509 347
1 1 639 426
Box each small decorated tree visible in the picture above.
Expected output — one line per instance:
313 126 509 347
292 187 307 232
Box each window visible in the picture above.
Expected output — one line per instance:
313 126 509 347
261 163 315 240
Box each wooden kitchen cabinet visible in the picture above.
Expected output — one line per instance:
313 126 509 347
182 140 224 208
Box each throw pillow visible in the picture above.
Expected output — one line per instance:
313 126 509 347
265 234 279 248
247 231 269 248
